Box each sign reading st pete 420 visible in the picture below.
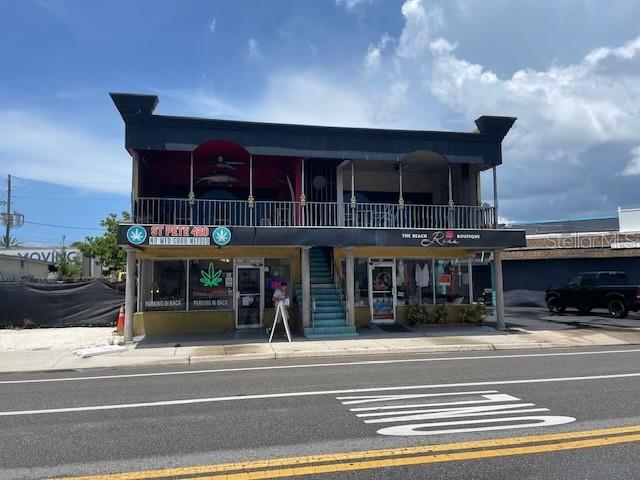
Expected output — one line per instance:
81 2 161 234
150 225 210 237
147 225 212 246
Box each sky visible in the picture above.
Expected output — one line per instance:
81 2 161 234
1 0 640 246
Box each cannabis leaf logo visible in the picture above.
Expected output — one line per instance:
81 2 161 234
126 225 147 245
200 262 223 287
212 226 231 246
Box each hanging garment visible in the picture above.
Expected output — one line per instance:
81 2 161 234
414 263 430 287
397 260 405 285
415 264 423 287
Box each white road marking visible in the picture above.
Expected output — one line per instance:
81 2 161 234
3 347 640 385
0 372 638 417
353 394 521 415
338 390 499 405
376 415 577 436
363 404 544 423
339 390 574 436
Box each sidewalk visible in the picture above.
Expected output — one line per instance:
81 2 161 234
2 313 640 373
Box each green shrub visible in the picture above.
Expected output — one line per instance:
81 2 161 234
458 304 487 325
432 305 448 324
407 304 430 326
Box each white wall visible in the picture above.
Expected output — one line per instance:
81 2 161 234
0 256 50 281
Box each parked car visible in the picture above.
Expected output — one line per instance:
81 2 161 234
545 271 640 319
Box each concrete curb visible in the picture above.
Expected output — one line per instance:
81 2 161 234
3 337 640 374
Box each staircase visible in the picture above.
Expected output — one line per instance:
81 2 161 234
302 247 358 339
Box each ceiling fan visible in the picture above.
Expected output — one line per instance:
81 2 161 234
210 155 245 171
195 156 245 185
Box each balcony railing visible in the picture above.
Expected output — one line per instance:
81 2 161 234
134 197 496 230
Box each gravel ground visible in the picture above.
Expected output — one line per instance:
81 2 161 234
0 327 114 351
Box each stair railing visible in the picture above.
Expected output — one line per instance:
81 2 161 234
311 294 316 329
332 254 347 313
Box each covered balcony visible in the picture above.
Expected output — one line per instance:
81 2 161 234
134 143 495 230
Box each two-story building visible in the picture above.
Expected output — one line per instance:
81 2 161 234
112 93 525 340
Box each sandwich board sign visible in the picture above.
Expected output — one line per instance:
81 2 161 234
268 300 292 343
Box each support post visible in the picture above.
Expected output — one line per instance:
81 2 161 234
345 249 355 326
494 249 505 330
468 257 473 304
301 247 311 328
124 248 136 342
492 166 498 228
447 164 453 206
336 161 346 226
4 174 11 248
188 152 194 224
398 156 404 208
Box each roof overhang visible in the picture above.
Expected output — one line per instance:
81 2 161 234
111 93 516 167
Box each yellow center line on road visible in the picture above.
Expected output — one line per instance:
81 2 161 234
53 424 640 480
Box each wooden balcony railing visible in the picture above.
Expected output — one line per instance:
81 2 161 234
134 197 496 230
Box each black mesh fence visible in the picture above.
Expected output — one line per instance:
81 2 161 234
0 279 124 328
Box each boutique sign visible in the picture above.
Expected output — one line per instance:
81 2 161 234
401 230 484 248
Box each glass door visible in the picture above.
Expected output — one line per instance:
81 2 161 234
368 260 396 324
235 265 264 328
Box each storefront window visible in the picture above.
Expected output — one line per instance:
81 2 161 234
434 259 470 304
354 258 369 306
189 259 233 310
264 258 290 308
396 259 434 306
144 260 187 311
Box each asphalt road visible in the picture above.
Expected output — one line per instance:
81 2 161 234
1 346 640 479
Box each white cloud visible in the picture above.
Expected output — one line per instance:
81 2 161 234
427 35 640 162
208 18 216 33
255 72 374 127
396 0 444 58
364 34 393 72
0 110 130 195
622 145 640 176
248 38 263 61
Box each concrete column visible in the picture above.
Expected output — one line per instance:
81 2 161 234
492 166 498 228
345 249 355 326
494 249 505 330
124 248 136 342
336 162 346 227
301 247 311 328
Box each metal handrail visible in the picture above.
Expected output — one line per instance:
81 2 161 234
134 197 497 230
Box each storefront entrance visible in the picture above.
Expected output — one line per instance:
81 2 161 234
368 259 396 324
235 260 264 328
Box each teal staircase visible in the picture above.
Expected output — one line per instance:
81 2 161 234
301 247 358 339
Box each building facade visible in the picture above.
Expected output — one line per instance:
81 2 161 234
112 93 525 339
495 210 640 298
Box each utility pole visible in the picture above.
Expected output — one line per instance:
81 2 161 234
2 174 24 249
4 174 11 249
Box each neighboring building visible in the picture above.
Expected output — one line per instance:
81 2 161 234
0 247 102 280
496 208 640 295
112 93 525 339
0 254 51 281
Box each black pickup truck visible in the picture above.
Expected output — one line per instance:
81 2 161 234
545 271 640 318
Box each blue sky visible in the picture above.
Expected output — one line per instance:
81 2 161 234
1 0 640 245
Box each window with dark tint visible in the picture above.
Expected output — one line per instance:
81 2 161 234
580 274 598 287
597 273 628 285
567 275 582 287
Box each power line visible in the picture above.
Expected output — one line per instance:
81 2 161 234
23 220 105 231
